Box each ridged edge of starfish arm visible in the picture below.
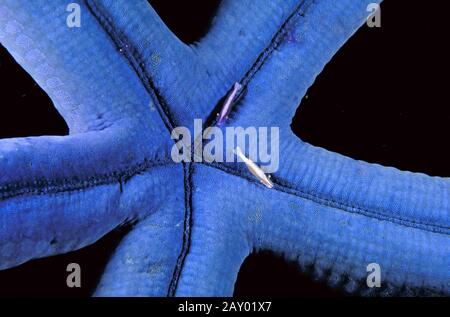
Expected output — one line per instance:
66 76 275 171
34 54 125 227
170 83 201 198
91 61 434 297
0 0 168 136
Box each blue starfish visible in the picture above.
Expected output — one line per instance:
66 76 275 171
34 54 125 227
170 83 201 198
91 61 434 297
0 0 448 297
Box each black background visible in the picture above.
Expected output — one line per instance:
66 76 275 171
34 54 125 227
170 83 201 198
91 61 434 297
0 0 448 297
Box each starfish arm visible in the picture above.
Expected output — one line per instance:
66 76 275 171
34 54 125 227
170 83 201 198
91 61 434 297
0 0 168 137
183 0 302 123
175 165 251 296
84 0 199 129
0 125 163 270
94 170 185 296
254 144 450 295
196 0 300 80
230 0 382 130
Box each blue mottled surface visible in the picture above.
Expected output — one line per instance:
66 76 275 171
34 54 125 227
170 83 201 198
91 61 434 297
0 0 448 296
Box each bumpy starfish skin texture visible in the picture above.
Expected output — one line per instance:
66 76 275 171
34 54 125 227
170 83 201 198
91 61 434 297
0 0 449 296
